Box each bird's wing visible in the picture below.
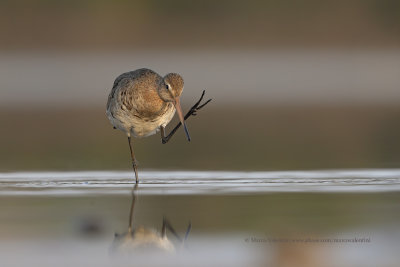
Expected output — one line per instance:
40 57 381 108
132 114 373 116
107 69 163 117
107 73 137 113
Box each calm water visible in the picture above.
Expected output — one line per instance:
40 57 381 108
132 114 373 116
0 170 399 267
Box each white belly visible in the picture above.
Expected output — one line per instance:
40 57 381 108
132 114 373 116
107 106 176 138
131 108 176 138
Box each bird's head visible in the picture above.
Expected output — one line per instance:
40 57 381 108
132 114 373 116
158 73 184 101
158 73 190 141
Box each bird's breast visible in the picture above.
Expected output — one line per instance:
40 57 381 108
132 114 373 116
136 89 166 116
107 77 176 137
130 103 176 138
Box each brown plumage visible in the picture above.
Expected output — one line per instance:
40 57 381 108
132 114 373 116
106 68 185 138
106 68 192 183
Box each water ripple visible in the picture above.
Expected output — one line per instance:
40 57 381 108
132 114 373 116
0 169 400 195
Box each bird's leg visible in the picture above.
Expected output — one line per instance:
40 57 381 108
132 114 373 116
161 90 212 144
183 221 192 242
128 183 138 235
161 217 192 247
160 126 168 144
161 217 167 238
161 217 182 241
127 136 139 183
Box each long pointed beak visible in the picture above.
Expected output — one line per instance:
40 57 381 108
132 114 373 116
174 97 191 142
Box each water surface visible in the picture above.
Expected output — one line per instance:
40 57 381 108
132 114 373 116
1 169 400 195
0 170 399 267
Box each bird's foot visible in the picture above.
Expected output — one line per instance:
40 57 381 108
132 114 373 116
185 90 212 119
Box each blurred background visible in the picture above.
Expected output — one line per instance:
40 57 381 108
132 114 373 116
1 0 400 171
1 2 400 266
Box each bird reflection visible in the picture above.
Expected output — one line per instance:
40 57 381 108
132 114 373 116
111 183 191 253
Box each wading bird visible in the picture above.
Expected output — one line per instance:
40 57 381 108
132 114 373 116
106 68 211 183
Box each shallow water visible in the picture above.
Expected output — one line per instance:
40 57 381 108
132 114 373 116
2 169 400 195
0 170 399 267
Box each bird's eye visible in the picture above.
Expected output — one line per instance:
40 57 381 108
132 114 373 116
166 84 169 90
